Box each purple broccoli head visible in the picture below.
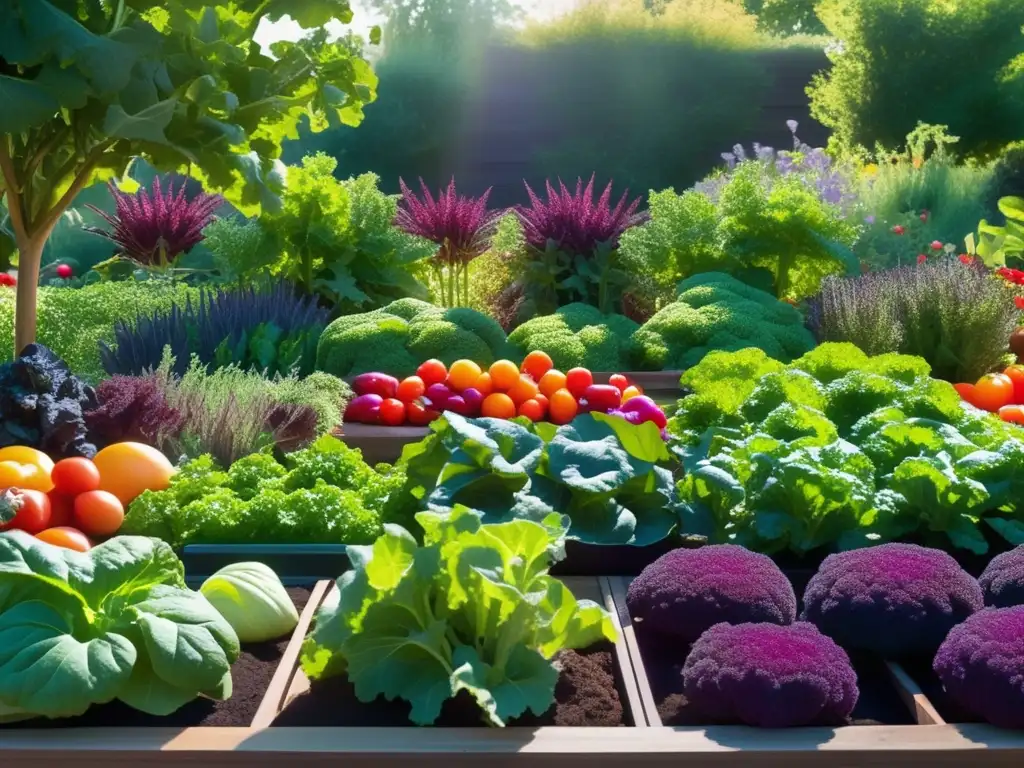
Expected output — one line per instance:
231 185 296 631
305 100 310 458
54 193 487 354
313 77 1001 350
801 543 984 657
683 621 859 727
933 606 1024 729
626 545 797 642
979 545 1024 608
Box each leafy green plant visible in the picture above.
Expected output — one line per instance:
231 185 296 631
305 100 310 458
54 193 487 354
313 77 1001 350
671 343 1024 555
201 217 280 287
807 256 1018 382
0 3 378 353
400 412 682 546
966 196 1024 269
300 504 617 726
0 533 239 720
506 304 641 372
121 435 400 548
632 272 815 369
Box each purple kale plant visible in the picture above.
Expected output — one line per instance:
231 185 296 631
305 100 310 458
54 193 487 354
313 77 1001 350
85 177 224 269
395 177 503 307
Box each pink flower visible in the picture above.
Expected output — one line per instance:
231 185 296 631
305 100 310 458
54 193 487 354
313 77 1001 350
917 254 927 264
920 211 929 222
892 225 906 235
1015 296 1024 311
959 254 975 265
56 264 72 279
930 240 944 251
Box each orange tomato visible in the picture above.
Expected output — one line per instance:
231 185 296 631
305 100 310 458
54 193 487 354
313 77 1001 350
417 359 448 386
534 393 549 411
521 351 554 381
999 404 1024 425
973 373 1015 412
396 376 426 403
518 399 546 422
549 388 579 425
538 369 568 398
565 367 594 398
1004 365 1024 403
621 385 642 402
448 359 482 391
474 372 494 396
93 442 175 505
51 457 101 497
481 393 516 419
489 359 520 391
507 374 540 405
73 490 124 538
36 526 91 552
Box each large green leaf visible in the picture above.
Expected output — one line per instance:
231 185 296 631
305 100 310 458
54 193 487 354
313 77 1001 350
0 76 60 133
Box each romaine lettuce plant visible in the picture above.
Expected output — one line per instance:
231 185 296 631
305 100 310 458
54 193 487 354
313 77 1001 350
400 412 682 546
300 505 617 726
0 532 239 721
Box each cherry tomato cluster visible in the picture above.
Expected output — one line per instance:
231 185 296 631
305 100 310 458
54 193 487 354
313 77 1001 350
955 365 1024 424
344 352 666 428
0 447 124 552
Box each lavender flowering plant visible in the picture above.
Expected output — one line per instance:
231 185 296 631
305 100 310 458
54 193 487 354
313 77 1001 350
395 177 502 307
85 177 223 270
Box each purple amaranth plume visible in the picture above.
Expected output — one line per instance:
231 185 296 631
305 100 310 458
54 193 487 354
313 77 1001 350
515 174 646 256
395 177 503 265
85 177 224 268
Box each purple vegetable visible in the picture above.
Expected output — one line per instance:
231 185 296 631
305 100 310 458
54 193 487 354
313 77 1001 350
352 372 399 399
608 408 644 425
426 383 452 403
684 622 859 727
445 395 470 414
620 395 667 428
461 387 484 413
933 606 1024 729
582 384 621 412
979 545 1024 608
344 393 383 424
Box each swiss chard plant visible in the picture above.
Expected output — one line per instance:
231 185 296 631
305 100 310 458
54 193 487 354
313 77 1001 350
300 505 617 726
0 532 239 721
400 412 682 546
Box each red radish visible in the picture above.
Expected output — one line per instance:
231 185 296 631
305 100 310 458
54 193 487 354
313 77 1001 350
344 393 384 424
582 384 622 412
351 373 399 399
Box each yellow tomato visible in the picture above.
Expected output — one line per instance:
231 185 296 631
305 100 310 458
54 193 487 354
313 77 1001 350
17 463 55 492
0 461 30 488
0 446 54 477
93 442 176 505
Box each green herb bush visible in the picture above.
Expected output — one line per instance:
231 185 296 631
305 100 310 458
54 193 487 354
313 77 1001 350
672 343 1024 556
506 304 641 371
808 0 1024 160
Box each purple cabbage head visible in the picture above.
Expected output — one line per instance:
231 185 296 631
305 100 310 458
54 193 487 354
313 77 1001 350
979 545 1024 608
395 177 503 266
683 621 859 727
515 174 646 256
85 177 223 268
933 606 1024 729
801 543 984 657
626 545 797 642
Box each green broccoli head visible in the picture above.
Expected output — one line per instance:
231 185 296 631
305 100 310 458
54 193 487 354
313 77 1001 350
632 272 815 370
506 303 640 371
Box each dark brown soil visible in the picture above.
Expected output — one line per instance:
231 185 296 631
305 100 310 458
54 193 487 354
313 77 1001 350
636 627 915 727
1 586 312 729
897 656 982 724
272 642 627 727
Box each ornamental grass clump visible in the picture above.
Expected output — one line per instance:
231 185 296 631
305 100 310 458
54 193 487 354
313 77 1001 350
801 543 984 657
807 255 1018 383
683 622 859 728
627 545 797 642
85 178 223 269
395 177 502 308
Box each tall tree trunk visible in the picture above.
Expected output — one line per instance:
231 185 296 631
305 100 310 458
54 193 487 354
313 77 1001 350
13 235 45 355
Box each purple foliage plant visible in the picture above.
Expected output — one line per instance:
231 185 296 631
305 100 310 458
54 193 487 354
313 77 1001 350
395 177 503 307
85 177 224 269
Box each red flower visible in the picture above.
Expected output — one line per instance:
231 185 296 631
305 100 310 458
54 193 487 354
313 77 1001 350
917 254 927 264
999 267 1024 286
0 273 15 287
959 254 975 265
892 225 906 235
56 264 72 279
1015 296 1024 311
920 212 929 222
931 240 944 250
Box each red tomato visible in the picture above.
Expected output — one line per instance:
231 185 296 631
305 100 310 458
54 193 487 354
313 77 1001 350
565 367 594 398
608 374 630 393
379 398 407 426
417 359 448 387
999 404 1024 425
518 399 546 422
50 457 101 497
1004 365 1024 404
36 526 91 552
0 489 51 534
407 401 441 426
954 382 979 407
974 373 1015 412
73 490 124 538
396 376 426 403
47 492 75 528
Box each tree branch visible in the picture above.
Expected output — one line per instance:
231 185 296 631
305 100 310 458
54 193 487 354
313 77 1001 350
0 138 28 241
36 140 115 235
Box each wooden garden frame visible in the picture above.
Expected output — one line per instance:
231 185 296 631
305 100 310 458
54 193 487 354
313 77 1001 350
2 576 1023 766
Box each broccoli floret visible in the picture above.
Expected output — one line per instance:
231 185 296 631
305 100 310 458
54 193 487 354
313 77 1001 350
933 606 1024 729
683 622 859 727
631 272 814 370
316 314 416 377
626 545 797 642
979 545 1024 608
506 303 640 371
801 543 984 657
